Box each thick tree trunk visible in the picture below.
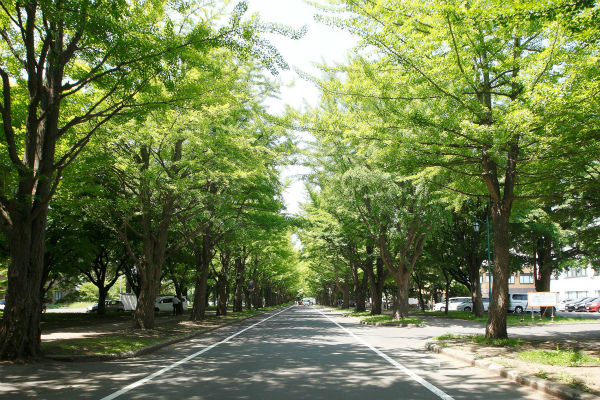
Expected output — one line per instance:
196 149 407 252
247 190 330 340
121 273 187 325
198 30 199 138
372 257 385 314
216 252 231 316
233 255 245 312
392 274 411 320
534 236 554 317
468 253 485 317
134 259 162 329
357 273 368 312
0 213 47 360
350 261 367 312
333 264 349 308
191 232 212 321
378 225 425 320
97 288 108 315
485 204 511 339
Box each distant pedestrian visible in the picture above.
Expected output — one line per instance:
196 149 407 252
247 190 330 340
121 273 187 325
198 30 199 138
172 296 180 316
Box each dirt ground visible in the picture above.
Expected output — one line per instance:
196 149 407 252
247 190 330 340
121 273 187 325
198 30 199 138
436 336 600 396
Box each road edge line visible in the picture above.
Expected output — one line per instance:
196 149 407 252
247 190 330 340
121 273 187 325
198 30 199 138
316 308 455 400
99 305 293 400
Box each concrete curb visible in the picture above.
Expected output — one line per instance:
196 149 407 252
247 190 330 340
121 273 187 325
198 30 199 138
44 312 263 362
425 342 597 400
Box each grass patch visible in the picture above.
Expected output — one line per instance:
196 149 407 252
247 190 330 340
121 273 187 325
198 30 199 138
555 374 593 392
348 311 371 317
42 336 161 355
361 314 423 325
535 371 549 379
47 301 95 309
472 335 523 347
421 310 598 325
433 334 522 347
517 349 600 366
434 334 470 341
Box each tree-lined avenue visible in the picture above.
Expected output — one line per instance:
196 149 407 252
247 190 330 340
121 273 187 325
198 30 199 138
1 306 557 399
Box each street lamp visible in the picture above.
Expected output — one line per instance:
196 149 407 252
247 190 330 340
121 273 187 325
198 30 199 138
474 216 492 299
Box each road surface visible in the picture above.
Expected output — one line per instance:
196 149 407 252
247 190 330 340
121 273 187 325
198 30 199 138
2 306 557 399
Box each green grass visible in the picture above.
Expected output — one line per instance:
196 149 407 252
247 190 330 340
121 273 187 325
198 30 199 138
42 336 161 355
421 310 597 325
361 314 423 325
348 311 371 317
535 371 549 379
346 310 424 325
433 334 522 347
472 335 522 347
47 301 95 309
516 349 600 366
434 334 470 340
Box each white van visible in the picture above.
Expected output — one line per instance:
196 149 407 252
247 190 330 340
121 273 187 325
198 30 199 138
508 293 538 314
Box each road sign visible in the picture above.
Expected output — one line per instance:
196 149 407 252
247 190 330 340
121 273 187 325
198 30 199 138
527 292 558 307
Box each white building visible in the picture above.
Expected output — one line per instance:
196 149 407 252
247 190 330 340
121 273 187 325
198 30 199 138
550 266 600 301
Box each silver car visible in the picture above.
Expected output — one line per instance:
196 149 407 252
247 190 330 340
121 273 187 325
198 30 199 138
86 299 125 313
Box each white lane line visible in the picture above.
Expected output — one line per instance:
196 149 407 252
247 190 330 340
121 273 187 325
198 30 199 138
100 306 293 400
317 308 455 400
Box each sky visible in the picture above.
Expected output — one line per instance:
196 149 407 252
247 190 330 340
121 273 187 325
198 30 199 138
243 0 357 214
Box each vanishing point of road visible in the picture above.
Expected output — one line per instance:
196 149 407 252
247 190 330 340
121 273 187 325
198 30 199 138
2 306 557 399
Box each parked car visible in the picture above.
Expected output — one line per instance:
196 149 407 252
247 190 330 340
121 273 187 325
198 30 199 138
0 299 5 311
557 299 574 312
585 298 600 312
155 295 189 312
507 293 539 314
575 297 599 312
86 299 125 313
566 297 595 312
433 297 472 312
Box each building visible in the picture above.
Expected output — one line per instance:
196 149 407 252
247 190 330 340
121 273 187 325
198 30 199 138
480 268 536 297
551 266 600 301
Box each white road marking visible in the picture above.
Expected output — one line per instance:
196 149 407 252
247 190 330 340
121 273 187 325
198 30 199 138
100 306 292 400
317 308 455 400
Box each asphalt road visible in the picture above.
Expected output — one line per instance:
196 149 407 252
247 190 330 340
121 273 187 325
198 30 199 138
2 306 559 400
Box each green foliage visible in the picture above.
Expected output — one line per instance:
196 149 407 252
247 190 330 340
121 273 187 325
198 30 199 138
517 349 600 366
77 283 99 301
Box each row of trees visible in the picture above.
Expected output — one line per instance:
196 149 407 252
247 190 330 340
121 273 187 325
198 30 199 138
0 0 302 361
299 0 599 339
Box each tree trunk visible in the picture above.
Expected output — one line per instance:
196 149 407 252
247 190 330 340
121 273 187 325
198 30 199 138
534 236 554 317
0 214 47 360
350 260 367 312
468 253 485 317
191 231 212 321
233 254 245 312
392 274 410 320
216 251 231 316
97 288 108 315
444 271 451 315
485 204 511 339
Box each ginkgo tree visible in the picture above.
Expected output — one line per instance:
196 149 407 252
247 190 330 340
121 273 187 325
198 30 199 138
0 0 300 359
312 0 600 338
